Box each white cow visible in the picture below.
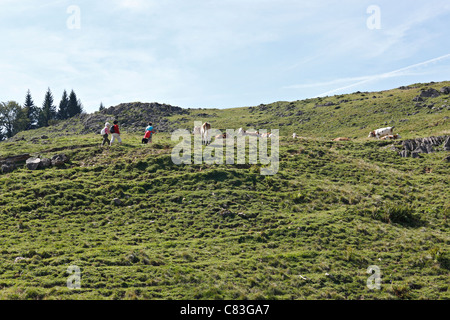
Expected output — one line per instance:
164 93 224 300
368 127 395 139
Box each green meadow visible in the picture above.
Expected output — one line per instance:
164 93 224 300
0 81 449 300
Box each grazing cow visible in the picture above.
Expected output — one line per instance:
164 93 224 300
236 128 260 137
214 132 228 140
245 131 260 137
192 126 201 135
201 122 211 145
368 127 395 139
332 137 351 141
380 134 401 140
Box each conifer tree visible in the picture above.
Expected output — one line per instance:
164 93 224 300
23 89 38 130
57 90 70 120
38 88 57 127
67 90 83 118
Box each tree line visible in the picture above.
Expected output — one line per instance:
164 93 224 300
0 88 83 141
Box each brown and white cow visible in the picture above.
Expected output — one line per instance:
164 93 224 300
201 122 212 145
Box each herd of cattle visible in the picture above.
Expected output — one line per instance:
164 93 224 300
193 122 401 144
192 122 276 145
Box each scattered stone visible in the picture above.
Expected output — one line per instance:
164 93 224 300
1 163 15 173
39 158 52 169
440 87 450 94
26 157 41 170
51 154 69 167
14 257 26 263
113 198 122 206
420 88 441 98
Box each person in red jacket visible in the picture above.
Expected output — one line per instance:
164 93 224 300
110 120 122 146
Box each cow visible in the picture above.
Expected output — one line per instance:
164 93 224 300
293 133 298 139
380 134 402 140
201 122 212 145
214 132 228 140
332 137 351 141
236 128 260 137
192 126 201 135
245 131 260 137
368 127 395 139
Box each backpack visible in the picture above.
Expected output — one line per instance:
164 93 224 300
110 126 115 134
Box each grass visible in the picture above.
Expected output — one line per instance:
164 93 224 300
0 81 449 300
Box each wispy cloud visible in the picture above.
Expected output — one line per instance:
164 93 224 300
317 53 450 96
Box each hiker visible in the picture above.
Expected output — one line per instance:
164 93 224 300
110 120 122 146
142 122 155 144
100 122 111 146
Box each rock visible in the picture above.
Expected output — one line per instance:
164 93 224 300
412 96 424 102
219 209 234 218
419 88 440 98
39 158 52 169
440 87 450 94
1 163 15 173
411 152 422 158
399 150 410 158
444 137 450 151
113 198 122 206
41 135 49 139
14 257 26 263
51 154 69 167
445 155 450 162
26 157 41 170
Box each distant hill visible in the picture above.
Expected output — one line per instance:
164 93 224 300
7 80 449 142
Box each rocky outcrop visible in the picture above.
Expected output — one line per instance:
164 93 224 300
78 102 189 134
440 87 450 94
398 136 449 158
419 88 441 98
25 154 69 171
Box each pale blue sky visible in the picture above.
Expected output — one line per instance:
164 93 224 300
1 0 450 113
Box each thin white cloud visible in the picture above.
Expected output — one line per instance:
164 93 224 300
317 53 450 96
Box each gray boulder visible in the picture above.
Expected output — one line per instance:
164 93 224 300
51 154 69 167
440 87 450 94
420 88 441 98
26 158 41 170
1 163 15 173
39 158 52 169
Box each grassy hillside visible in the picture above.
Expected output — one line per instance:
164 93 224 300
0 82 449 300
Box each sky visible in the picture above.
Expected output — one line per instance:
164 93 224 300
1 0 450 114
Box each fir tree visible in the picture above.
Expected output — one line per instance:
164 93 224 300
38 88 57 127
67 90 83 118
23 89 38 130
57 90 70 120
